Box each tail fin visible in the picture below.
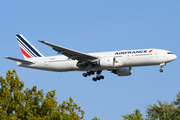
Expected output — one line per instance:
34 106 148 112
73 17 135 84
16 34 44 59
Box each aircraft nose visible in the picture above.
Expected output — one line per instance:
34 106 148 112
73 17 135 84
167 54 177 62
173 54 177 60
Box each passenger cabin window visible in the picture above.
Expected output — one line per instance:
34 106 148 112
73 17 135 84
167 52 173 54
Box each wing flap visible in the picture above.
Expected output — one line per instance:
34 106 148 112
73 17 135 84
4 57 34 64
38 40 98 61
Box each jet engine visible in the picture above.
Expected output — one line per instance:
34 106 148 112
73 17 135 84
98 57 115 67
98 57 123 68
112 67 132 76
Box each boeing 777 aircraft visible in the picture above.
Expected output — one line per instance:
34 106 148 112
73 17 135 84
5 34 177 81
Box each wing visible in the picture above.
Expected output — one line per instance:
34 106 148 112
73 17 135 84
4 57 34 64
38 40 98 61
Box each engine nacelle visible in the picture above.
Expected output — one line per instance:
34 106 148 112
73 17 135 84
99 57 115 67
112 67 132 76
98 57 123 68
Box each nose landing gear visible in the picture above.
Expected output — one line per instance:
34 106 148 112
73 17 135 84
159 63 166 73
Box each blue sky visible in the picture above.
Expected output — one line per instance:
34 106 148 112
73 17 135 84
0 1 180 119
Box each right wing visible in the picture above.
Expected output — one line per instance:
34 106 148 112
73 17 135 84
4 57 34 64
38 40 98 61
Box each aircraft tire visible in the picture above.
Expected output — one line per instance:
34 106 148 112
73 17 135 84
91 71 95 75
100 75 104 79
159 69 163 73
93 77 97 82
87 72 91 76
97 77 100 80
83 73 87 77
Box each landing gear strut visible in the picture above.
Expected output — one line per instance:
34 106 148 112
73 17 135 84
159 63 166 73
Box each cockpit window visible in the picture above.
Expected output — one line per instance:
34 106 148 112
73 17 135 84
167 52 173 54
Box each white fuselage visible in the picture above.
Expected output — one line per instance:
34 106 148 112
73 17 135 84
17 49 177 72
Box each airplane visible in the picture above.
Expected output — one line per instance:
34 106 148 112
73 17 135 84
5 34 177 82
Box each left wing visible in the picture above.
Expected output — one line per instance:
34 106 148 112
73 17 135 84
38 40 98 61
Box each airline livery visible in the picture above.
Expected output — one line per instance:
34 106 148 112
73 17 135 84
5 34 177 81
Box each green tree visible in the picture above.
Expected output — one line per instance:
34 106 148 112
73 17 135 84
122 109 144 120
57 97 85 120
146 91 180 120
146 100 180 120
0 70 57 119
174 91 180 108
92 116 100 120
0 69 24 119
122 92 180 120
50 110 62 120
0 70 97 120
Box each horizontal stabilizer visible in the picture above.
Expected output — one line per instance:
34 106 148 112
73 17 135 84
4 57 34 64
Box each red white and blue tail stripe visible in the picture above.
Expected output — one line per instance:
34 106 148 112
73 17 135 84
16 34 44 59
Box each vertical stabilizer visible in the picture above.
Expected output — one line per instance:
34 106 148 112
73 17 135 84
16 34 44 60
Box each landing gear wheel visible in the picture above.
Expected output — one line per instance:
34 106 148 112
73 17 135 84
97 77 100 80
91 71 95 75
92 77 97 82
159 69 163 73
83 73 87 77
100 75 104 79
87 72 91 76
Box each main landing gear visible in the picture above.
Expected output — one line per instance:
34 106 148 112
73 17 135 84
159 63 166 73
92 75 104 82
83 71 95 77
92 71 104 82
82 70 104 82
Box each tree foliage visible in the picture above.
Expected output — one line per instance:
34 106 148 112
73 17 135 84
3 69 180 120
146 100 180 120
0 70 98 120
122 109 144 120
57 97 85 120
0 70 58 119
92 116 100 120
122 92 180 120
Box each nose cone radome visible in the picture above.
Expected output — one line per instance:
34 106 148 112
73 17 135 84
170 54 177 61
173 54 177 60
